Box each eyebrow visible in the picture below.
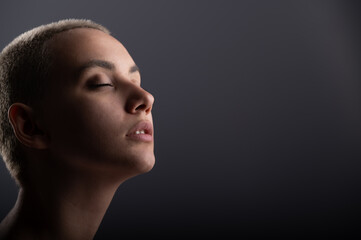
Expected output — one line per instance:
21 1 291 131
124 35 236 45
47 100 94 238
78 59 140 75
129 65 140 74
80 59 115 71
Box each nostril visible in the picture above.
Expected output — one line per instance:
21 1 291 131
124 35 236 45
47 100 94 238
127 90 153 114
135 104 146 111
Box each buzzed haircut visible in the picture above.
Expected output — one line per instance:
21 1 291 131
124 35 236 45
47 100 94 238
0 19 110 185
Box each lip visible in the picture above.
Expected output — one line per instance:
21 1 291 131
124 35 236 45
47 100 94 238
126 120 153 142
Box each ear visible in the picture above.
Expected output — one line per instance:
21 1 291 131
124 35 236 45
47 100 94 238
8 103 49 149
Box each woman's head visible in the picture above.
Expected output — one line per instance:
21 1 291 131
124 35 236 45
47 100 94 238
0 19 155 185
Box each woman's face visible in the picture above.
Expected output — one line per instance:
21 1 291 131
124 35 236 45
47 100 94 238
41 28 155 177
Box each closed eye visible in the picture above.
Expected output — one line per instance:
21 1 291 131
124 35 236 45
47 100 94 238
87 83 113 89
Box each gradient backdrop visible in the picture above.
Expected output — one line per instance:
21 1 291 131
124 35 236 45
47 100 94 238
0 0 360 238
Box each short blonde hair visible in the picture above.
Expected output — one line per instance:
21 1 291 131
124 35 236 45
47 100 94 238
0 19 110 185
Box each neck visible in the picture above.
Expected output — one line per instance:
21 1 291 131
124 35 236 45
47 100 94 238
1 159 127 240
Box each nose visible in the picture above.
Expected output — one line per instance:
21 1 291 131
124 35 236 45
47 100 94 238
125 86 154 115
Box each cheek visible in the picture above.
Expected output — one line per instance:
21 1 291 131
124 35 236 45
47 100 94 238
47 95 126 159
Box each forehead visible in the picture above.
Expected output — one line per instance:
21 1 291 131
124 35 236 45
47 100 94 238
45 28 135 77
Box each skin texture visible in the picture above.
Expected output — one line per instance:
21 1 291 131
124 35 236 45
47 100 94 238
0 28 155 239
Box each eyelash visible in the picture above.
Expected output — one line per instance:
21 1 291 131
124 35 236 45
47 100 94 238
88 83 113 89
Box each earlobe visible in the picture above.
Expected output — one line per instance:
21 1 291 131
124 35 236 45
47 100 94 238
8 103 49 149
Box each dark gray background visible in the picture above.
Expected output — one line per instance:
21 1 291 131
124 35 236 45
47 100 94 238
1 0 361 238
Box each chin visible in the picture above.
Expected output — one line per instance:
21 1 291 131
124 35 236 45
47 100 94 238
117 150 155 177
134 153 155 174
